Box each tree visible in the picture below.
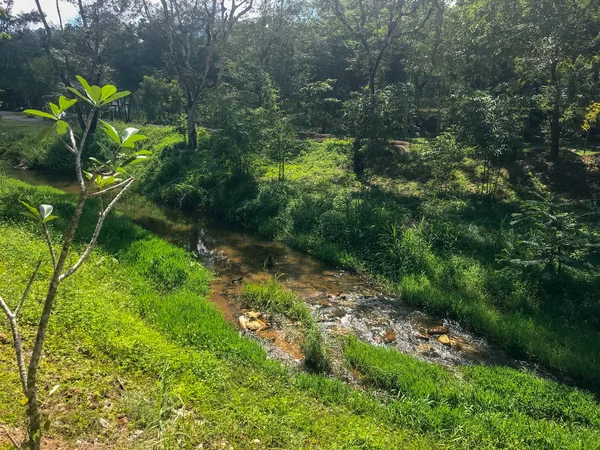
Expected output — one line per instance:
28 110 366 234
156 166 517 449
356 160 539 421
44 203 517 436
300 78 341 132
452 91 524 197
31 0 134 129
516 0 599 160
0 1 12 39
136 75 184 124
324 0 438 94
0 76 150 450
582 101 600 151
142 0 254 149
509 196 596 275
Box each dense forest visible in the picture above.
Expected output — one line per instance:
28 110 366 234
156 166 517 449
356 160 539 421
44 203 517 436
1 0 600 449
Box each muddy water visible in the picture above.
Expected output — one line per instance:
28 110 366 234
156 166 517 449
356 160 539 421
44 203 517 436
6 168 533 371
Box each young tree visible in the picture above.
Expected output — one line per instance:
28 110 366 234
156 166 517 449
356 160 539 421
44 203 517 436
452 91 524 197
582 101 600 151
300 78 341 132
142 0 254 149
509 196 596 275
0 76 150 450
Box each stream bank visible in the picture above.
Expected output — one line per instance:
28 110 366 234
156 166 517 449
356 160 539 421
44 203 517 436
6 167 539 374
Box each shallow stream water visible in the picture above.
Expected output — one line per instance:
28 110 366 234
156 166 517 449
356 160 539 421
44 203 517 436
7 167 536 372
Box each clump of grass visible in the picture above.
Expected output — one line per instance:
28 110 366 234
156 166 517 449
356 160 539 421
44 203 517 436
241 277 312 323
300 323 330 373
242 278 330 373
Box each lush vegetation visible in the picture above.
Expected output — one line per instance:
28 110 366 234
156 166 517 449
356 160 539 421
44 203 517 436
1 0 600 447
1 179 599 449
2 117 600 389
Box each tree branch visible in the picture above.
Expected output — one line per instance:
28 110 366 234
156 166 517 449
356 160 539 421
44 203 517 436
59 178 135 282
0 295 28 395
42 223 56 269
16 260 42 317
89 178 131 197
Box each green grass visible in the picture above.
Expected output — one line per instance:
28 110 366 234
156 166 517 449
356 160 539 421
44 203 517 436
242 278 313 324
342 338 600 448
131 130 600 390
242 279 330 373
2 179 599 448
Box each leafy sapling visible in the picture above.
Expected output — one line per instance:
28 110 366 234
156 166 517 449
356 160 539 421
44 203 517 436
0 76 150 450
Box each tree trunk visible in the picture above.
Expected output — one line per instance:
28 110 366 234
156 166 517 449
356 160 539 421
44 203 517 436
26 193 88 449
550 101 560 160
353 137 364 178
550 59 560 161
187 105 198 149
368 71 376 95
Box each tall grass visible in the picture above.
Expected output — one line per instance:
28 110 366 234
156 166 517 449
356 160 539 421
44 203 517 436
242 279 330 372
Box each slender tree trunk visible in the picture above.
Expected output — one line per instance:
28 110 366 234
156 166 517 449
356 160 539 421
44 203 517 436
26 193 88 449
187 105 198 149
550 59 560 161
368 71 376 95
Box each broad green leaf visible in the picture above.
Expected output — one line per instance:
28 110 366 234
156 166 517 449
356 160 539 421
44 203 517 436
23 109 56 120
90 85 103 103
102 91 131 104
89 156 108 168
123 154 150 167
136 150 152 156
58 95 77 111
56 120 69 135
100 85 117 101
96 141 113 155
43 215 59 223
83 170 93 180
120 127 139 143
122 133 147 148
49 102 59 117
126 156 149 166
20 201 41 221
76 75 93 98
95 175 120 188
21 211 40 221
100 120 121 145
38 204 53 220
20 201 40 216
66 87 91 104
38 124 55 141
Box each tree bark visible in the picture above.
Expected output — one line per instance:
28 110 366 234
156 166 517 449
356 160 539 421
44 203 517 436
187 105 198 149
550 58 560 161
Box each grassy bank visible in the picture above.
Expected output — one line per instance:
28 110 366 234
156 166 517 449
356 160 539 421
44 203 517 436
1 119 599 392
1 179 599 448
135 126 600 390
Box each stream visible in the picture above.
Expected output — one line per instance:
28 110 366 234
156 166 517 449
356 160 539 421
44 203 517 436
6 168 537 372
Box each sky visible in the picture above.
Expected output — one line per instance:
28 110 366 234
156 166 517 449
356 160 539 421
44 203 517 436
14 0 79 25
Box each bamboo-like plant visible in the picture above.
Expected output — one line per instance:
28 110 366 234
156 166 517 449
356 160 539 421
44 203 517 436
0 76 150 450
